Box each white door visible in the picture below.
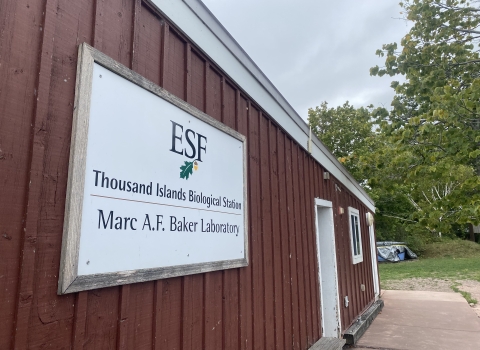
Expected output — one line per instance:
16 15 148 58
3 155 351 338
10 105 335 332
314 199 341 337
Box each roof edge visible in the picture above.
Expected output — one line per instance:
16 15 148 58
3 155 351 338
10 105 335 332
153 0 375 210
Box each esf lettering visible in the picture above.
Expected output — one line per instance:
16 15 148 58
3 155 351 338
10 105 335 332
97 210 164 231
169 120 207 161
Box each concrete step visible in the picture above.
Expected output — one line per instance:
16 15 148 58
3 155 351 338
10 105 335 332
309 337 346 350
343 299 384 345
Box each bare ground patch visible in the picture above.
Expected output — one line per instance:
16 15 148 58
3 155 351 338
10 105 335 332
382 277 453 293
457 279 480 318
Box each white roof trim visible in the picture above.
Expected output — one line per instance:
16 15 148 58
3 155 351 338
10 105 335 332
151 0 375 211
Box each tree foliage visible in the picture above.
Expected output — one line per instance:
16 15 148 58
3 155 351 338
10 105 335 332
369 0 480 235
308 102 373 160
308 102 388 182
310 0 480 242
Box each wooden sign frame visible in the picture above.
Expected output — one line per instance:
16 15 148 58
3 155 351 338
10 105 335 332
58 43 248 295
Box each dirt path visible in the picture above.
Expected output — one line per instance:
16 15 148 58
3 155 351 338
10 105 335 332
382 277 480 318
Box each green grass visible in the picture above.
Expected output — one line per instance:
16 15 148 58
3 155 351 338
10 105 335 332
379 257 480 282
420 239 480 259
379 239 480 304
451 282 478 304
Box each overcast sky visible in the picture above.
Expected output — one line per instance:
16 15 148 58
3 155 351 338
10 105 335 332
201 0 411 120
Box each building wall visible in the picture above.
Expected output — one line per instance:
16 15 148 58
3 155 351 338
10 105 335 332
0 0 376 349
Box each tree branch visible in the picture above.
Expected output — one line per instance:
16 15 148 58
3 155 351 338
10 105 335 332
380 213 417 223
450 59 480 66
450 27 480 35
436 3 480 13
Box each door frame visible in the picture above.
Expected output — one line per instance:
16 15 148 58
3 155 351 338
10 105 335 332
314 198 341 337
367 218 380 299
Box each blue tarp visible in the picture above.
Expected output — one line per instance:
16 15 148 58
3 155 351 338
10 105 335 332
377 241 417 262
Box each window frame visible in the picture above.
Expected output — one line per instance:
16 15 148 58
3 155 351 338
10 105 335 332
348 207 363 264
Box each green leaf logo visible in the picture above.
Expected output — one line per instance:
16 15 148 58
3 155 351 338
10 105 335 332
180 161 194 180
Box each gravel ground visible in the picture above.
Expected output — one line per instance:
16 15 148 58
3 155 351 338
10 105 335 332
382 277 480 318
382 277 453 293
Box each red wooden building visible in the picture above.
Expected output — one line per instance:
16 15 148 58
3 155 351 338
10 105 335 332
0 0 381 348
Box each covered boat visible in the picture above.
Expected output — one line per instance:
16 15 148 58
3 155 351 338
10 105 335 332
377 241 418 262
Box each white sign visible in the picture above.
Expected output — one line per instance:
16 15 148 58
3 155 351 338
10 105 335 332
58 44 248 294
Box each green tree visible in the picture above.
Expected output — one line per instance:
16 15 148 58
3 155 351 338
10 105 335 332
307 102 411 242
370 0 480 236
308 101 373 159
307 101 387 182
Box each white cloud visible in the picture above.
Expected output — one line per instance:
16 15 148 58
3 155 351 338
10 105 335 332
202 0 411 119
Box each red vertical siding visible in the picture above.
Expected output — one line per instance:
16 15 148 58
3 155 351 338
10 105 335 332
223 82 237 129
189 51 206 112
333 184 376 331
299 153 313 346
135 5 162 85
165 29 186 100
277 132 294 349
292 145 308 350
223 83 239 350
305 156 321 341
0 0 47 347
154 278 182 350
206 66 222 121
85 287 120 348
269 124 285 350
204 271 223 349
248 107 265 350
0 0 377 348
223 268 240 350
182 275 204 350
94 0 134 67
238 95 253 350
285 139 301 349
259 116 274 349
